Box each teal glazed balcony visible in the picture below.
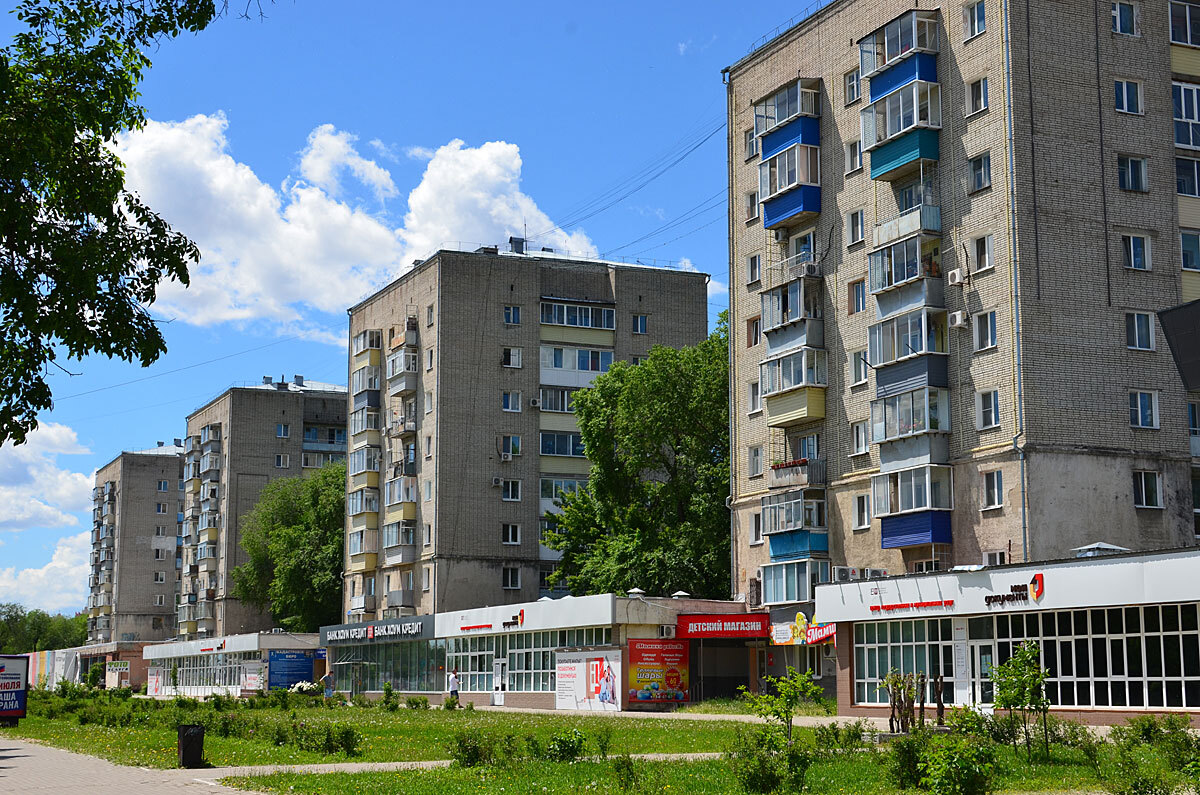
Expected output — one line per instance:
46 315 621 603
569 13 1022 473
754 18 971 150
870 128 939 181
768 529 829 561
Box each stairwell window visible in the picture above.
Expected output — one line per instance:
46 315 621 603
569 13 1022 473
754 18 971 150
1126 312 1155 350
849 280 867 314
501 480 521 501
632 314 648 334
744 128 758 160
851 350 869 386
854 494 871 529
971 234 995 272
749 445 763 477
747 253 762 283
1117 80 1143 115
502 567 521 590
846 209 865 246
751 512 763 545
968 152 991 193
982 470 1004 510
966 77 988 115
845 140 862 174
1130 390 1160 428
502 524 521 545
748 381 762 413
973 310 997 351
745 191 759 221
1122 234 1151 270
1118 155 1148 192
976 389 1000 430
963 1 986 39
1113 1 1137 35
851 421 869 455
275 454 289 469
1133 470 1162 508
276 423 289 438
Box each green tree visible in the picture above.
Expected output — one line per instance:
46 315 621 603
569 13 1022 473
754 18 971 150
0 0 223 444
0 603 86 653
543 313 730 598
231 461 347 632
990 640 1050 760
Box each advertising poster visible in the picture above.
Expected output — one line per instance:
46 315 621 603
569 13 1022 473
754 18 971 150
241 662 264 692
770 613 836 646
627 639 689 705
267 650 315 690
0 655 30 720
147 668 162 697
554 649 620 711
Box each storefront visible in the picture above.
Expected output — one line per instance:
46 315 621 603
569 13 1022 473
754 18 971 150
676 612 770 701
26 641 150 690
815 547 1200 724
766 609 838 696
143 632 319 698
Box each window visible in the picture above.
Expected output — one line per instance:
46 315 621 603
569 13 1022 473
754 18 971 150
540 431 584 457
867 236 934 293
540 477 586 500
424 480 432 501
502 567 521 590
854 494 871 529
844 281 865 316
422 566 431 590
426 304 434 326
845 140 862 173
870 387 950 443
154 548 166 560
868 308 948 366
964 1 986 38
859 11 940 77
749 446 763 477
1183 230 1200 270
745 191 759 221
348 446 380 475
984 550 1006 566
632 314 648 334
977 389 1000 430
1118 155 1147 192
1112 1 1137 34
631 356 644 366
967 76 988 115
760 348 828 395
1122 234 1150 270
539 301 616 329
845 67 861 104
502 391 521 412
424 435 432 458
852 350 869 385
846 209 865 246
424 390 433 413
747 316 761 347
351 365 381 393
972 234 995 272
275 454 289 468
1190 400 1200 437
983 470 1004 509
744 128 758 160
862 82 943 149
501 480 521 501
871 465 954 516
759 143 820 200
425 348 434 371
974 310 997 351
747 253 761 283
154 525 167 537
153 572 166 584
156 503 166 514
1116 80 1143 115
1133 470 1162 508
851 420 869 455
1126 312 1155 350
502 524 521 545
1174 1 1200 44
761 559 831 605
424 523 432 545
969 152 991 192
276 423 289 438
760 272 821 330
501 347 522 368
157 480 168 492
154 594 166 606
352 329 382 353
539 387 578 413
752 81 817 135
540 345 614 373
499 434 521 456
748 381 762 413
347 488 380 515
504 305 521 325
1176 83 1200 150
1178 157 1200 196
1130 390 1160 428
751 512 763 545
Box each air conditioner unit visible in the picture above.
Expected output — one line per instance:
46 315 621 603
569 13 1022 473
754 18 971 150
946 268 965 286
773 229 788 243
499 452 512 462
832 565 859 583
864 568 889 579
491 477 503 487
949 311 969 329
658 624 676 639
529 398 541 408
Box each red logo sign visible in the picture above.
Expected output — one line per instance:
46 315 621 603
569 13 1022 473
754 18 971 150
519 609 525 626
1029 573 1045 601
804 623 837 645
366 625 375 640
676 613 770 638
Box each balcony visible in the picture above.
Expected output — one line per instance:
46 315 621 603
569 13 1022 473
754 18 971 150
349 594 376 612
762 184 821 230
383 542 417 566
388 371 418 397
387 417 417 438
386 589 416 610
768 458 827 489
881 510 952 549
198 556 218 573
1191 435 1200 458
873 203 941 250
869 128 939 182
767 529 830 561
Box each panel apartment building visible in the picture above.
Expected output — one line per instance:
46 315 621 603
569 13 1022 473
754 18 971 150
177 377 347 639
725 1 1200 619
342 244 709 621
87 444 185 644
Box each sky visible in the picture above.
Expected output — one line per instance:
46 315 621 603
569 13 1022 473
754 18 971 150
0 0 814 614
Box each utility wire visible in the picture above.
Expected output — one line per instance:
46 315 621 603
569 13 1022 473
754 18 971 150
602 190 726 256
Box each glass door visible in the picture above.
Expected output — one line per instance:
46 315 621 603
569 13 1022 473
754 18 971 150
971 644 995 704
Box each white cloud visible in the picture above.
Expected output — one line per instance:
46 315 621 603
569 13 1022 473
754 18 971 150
679 256 727 300
404 145 435 161
677 40 690 55
0 532 90 613
0 422 93 533
368 139 400 162
299 123 397 202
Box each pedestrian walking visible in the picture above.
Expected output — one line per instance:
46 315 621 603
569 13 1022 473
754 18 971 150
320 670 335 699
448 669 459 701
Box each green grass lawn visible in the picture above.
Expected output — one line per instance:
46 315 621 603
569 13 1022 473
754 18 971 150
675 695 835 717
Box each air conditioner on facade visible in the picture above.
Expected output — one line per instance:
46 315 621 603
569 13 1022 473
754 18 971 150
949 311 969 329
773 229 788 242
832 566 859 583
864 568 889 579
491 477 503 487
499 452 512 462
529 398 541 408
658 624 676 639
947 268 965 286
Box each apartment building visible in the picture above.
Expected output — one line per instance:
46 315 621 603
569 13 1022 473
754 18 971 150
87 444 185 644
177 377 347 639
342 244 709 621
725 1 1200 625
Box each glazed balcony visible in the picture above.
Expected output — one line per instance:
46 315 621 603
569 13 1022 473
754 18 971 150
768 458 827 489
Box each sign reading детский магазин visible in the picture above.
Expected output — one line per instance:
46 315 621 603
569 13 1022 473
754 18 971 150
0 655 30 724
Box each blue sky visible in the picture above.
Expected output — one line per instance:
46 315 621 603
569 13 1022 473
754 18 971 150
0 0 808 613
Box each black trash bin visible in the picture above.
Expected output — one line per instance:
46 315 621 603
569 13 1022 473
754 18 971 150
177 723 205 768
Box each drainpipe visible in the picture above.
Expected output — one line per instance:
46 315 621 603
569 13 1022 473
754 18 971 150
723 67 739 598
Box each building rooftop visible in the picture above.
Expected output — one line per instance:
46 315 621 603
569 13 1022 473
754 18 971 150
128 444 187 456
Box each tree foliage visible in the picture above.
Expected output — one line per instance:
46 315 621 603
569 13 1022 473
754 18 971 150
0 602 86 653
543 313 730 598
230 461 346 632
0 0 222 444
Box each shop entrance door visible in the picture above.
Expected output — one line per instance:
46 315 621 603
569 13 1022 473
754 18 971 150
492 659 507 706
970 644 995 705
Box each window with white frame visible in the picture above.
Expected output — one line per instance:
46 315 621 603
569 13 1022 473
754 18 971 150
426 305 434 326
749 445 763 477
761 559 831 605
503 305 521 325
540 477 586 500
744 128 758 160
854 494 871 529
745 190 759 221
276 423 289 438
502 391 521 412
747 253 761 283
502 567 521 589
424 348 434 370
964 1 986 38
852 350 869 385
1133 470 1162 508
632 314 648 334
540 302 616 329
348 446 380 475
759 144 820 200
851 420 869 455
1178 157 1200 196
747 316 761 347
868 308 948 366
154 525 167 537
502 524 521 545
153 548 166 560
501 480 521 501
845 67 861 104
969 152 992 192
540 346 614 374
539 387 578 413
1122 234 1150 270
1130 390 1160 428
1117 80 1143 115
870 387 950 444
748 381 762 413
853 617 955 705
850 279 867 314
984 550 1007 566
761 487 826 534
1173 1 1200 44
499 434 521 456
845 140 862 173
1118 155 1148 192
156 503 166 514
1183 230 1200 270
540 431 584 457
275 454 289 468
154 571 166 583
967 76 988 114
977 389 1001 430
974 310 997 351
352 329 382 353
1126 312 1155 350
1189 401 1199 437
753 81 818 135
424 523 432 545
154 594 166 606
859 11 939 77
862 82 942 149
157 480 168 492
760 348 828 395
1176 83 1200 148
424 390 433 413
846 209 865 246
983 470 1004 509
501 347 522 368
1113 1 1137 34
423 566 431 590
972 234 995 272
912 545 953 574
751 512 763 545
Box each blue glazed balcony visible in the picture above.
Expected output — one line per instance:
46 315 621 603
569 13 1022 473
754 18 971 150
870 128 939 181
881 510 951 549
768 529 829 561
761 116 819 160
763 185 820 229
868 52 937 103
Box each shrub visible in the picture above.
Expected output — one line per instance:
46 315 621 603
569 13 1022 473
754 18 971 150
137 682 147 695
594 722 615 759
405 696 429 710
442 695 459 710
86 662 104 689
1106 746 1181 795
888 731 932 790
612 753 639 791
450 728 496 767
464 700 475 712
545 728 586 762
815 718 870 755
381 682 397 711
945 706 991 739
55 679 87 700
350 694 372 709
207 692 232 712
111 686 133 700
267 688 290 710
727 727 786 794
1112 714 1198 772
922 736 996 795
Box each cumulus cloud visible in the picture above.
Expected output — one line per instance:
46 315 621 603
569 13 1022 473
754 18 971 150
404 145 435 161
679 256 727 300
299 124 397 202
0 532 90 613
0 422 93 533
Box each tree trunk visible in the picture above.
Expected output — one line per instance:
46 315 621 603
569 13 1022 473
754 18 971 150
935 674 945 726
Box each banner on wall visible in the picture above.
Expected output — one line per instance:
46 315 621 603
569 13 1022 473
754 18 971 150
770 612 836 646
0 655 30 719
627 639 689 705
554 649 621 711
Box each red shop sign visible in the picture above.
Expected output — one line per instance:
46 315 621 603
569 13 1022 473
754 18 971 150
676 613 770 639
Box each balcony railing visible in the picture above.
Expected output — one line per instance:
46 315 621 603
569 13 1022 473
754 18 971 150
769 458 827 488
872 203 941 249
349 594 376 612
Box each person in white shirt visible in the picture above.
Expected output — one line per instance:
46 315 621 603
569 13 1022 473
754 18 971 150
448 669 459 700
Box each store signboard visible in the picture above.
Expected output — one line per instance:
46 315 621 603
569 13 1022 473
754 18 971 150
555 649 620 711
0 655 30 720
106 660 130 673
438 594 614 638
676 613 769 639
627 639 689 705
770 613 835 646
320 614 433 645
147 667 162 697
